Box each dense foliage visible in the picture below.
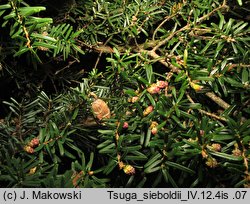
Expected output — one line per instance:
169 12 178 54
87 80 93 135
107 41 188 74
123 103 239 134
0 0 250 187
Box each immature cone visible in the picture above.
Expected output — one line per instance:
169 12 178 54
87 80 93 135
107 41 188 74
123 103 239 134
92 99 111 120
150 121 158 135
156 80 168 89
211 143 221 152
199 130 205 136
147 84 160 94
24 145 34 154
151 127 158 135
205 158 218 168
123 165 135 175
123 122 129 129
143 105 154 116
29 138 40 147
150 121 158 129
131 96 139 103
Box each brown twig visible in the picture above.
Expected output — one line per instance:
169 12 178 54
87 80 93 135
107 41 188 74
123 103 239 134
235 134 250 186
152 13 178 41
227 63 250 72
43 135 62 145
197 0 228 23
205 92 230 110
242 148 249 185
138 49 181 73
94 36 113 69
55 59 78 75
186 93 227 121
152 0 228 52
199 109 227 121
152 25 189 52
11 1 31 48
